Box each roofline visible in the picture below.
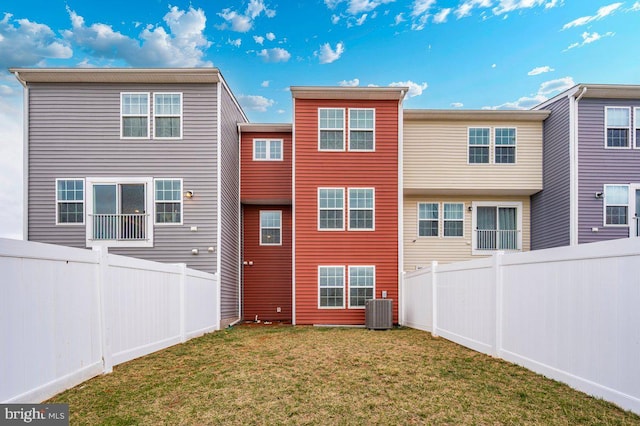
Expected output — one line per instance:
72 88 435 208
404 109 550 121
9 68 222 85
290 86 408 101
238 123 292 133
533 83 640 109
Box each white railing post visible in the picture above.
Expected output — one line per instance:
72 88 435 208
431 260 438 337
494 251 504 357
94 246 113 374
179 263 187 343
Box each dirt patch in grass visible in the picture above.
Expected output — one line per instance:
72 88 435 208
49 326 640 425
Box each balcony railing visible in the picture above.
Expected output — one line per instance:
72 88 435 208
476 229 520 251
636 216 640 237
90 214 148 241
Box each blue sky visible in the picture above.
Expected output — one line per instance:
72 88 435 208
1 0 639 238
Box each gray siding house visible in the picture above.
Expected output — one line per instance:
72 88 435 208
532 84 640 249
11 68 248 327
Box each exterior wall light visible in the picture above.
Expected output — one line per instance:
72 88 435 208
185 190 194 199
595 192 604 199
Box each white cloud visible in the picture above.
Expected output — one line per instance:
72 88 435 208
484 76 575 109
389 80 428 97
261 80 270 87
355 14 368 25
433 8 452 23
411 0 436 16
0 93 23 239
455 0 492 19
0 13 72 69
451 102 464 108
346 0 395 15
266 32 276 41
527 65 554 76
228 38 242 47
394 13 405 25
325 0 345 8
218 0 275 33
331 14 341 24
237 94 275 112
339 78 360 86
564 31 614 50
630 1 640 11
562 2 622 30
317 42 345 64
257 47 291 62
64 6 212 67
492 63 497 68
253 35 264 44
493 0 561 15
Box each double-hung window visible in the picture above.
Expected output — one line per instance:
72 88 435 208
468 128 490 163
319 266 345 308
494 128 516 163
349 266 375 308
635 108 640 148
443 203 464 237
349 108 375 151
318 188 344 230
260 210 282 245
418 202 439 237
319 108 345 150
348 188 374 230
605 107 630 148
604 185 629 225
154 179 182 224
154 93 182 139
121 93 149 138
56 179 84 224
253 139 283 160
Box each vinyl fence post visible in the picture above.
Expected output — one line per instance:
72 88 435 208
399 271 406 326
94 246 113 374
179 263 187 343
431 260 438 337
494 251 504 357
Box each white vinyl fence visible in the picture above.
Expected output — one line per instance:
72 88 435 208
401 237 640 415
0 238 219 404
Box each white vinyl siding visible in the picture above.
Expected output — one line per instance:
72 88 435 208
260 210 282 245
154 93 182 139
318 188 345 230
604 184 629 226
154 179 182 225
348 266 375 308
121 93 150 139
318 108 345 151
605 107 631 148
348 188 374 230
318 266 345 308
253 139 283 161
349 108 375 151
56 179 85 225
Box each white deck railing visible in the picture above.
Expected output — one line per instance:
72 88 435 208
476 229 519 250
90 213 148 241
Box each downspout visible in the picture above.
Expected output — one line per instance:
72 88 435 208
291 97 296 326
14 71 29 241
569 86 587 246
397 90 405 325
237 124 243 325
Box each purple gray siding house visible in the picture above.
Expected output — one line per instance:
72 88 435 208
11 68 248 327
532 84 640 249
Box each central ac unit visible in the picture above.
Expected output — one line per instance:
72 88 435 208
365 299 393 330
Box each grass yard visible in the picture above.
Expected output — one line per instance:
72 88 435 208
49 325 639 425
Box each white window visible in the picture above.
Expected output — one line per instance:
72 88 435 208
121 93 149 139
56 179 84 224
154 93 182 139
468 127 490 164
494 128 516 164
349 266 375 308
349 108 375 151
635 107 640 148
604 184 629 226
605 107 630 148
154 179 182 225
348 188 374 230
443 203 464 237
253 139 283 161
472 202 522 253
318 188 344 230
318 108 345 151
319 266 345 308
260 210 282 245
418 202 439 237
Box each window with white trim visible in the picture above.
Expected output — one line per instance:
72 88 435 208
253 139 283 160
473 202 521 252
319 266 345 308
349 108 375 151
154 93 182 139
318 188 344 230
348 188 374 230
468 128 490 163
606 107 630 148
319 108 345 150
56 179 84 224
154 179 182 224
494 128 516 163
443 203 464 237
418 202 438 237
635 107 640 148
349 266 375 308
121 93 149 138
604 185 629 225
260 210 282 245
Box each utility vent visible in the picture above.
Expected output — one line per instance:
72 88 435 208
365 299 393 330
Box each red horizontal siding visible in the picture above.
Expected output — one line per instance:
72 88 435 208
241 131 292 203
294 98 399 325
242 205 292 321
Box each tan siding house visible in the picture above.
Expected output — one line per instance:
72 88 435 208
403 110 548 271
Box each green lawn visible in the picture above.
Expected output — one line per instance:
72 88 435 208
49 325 640 425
